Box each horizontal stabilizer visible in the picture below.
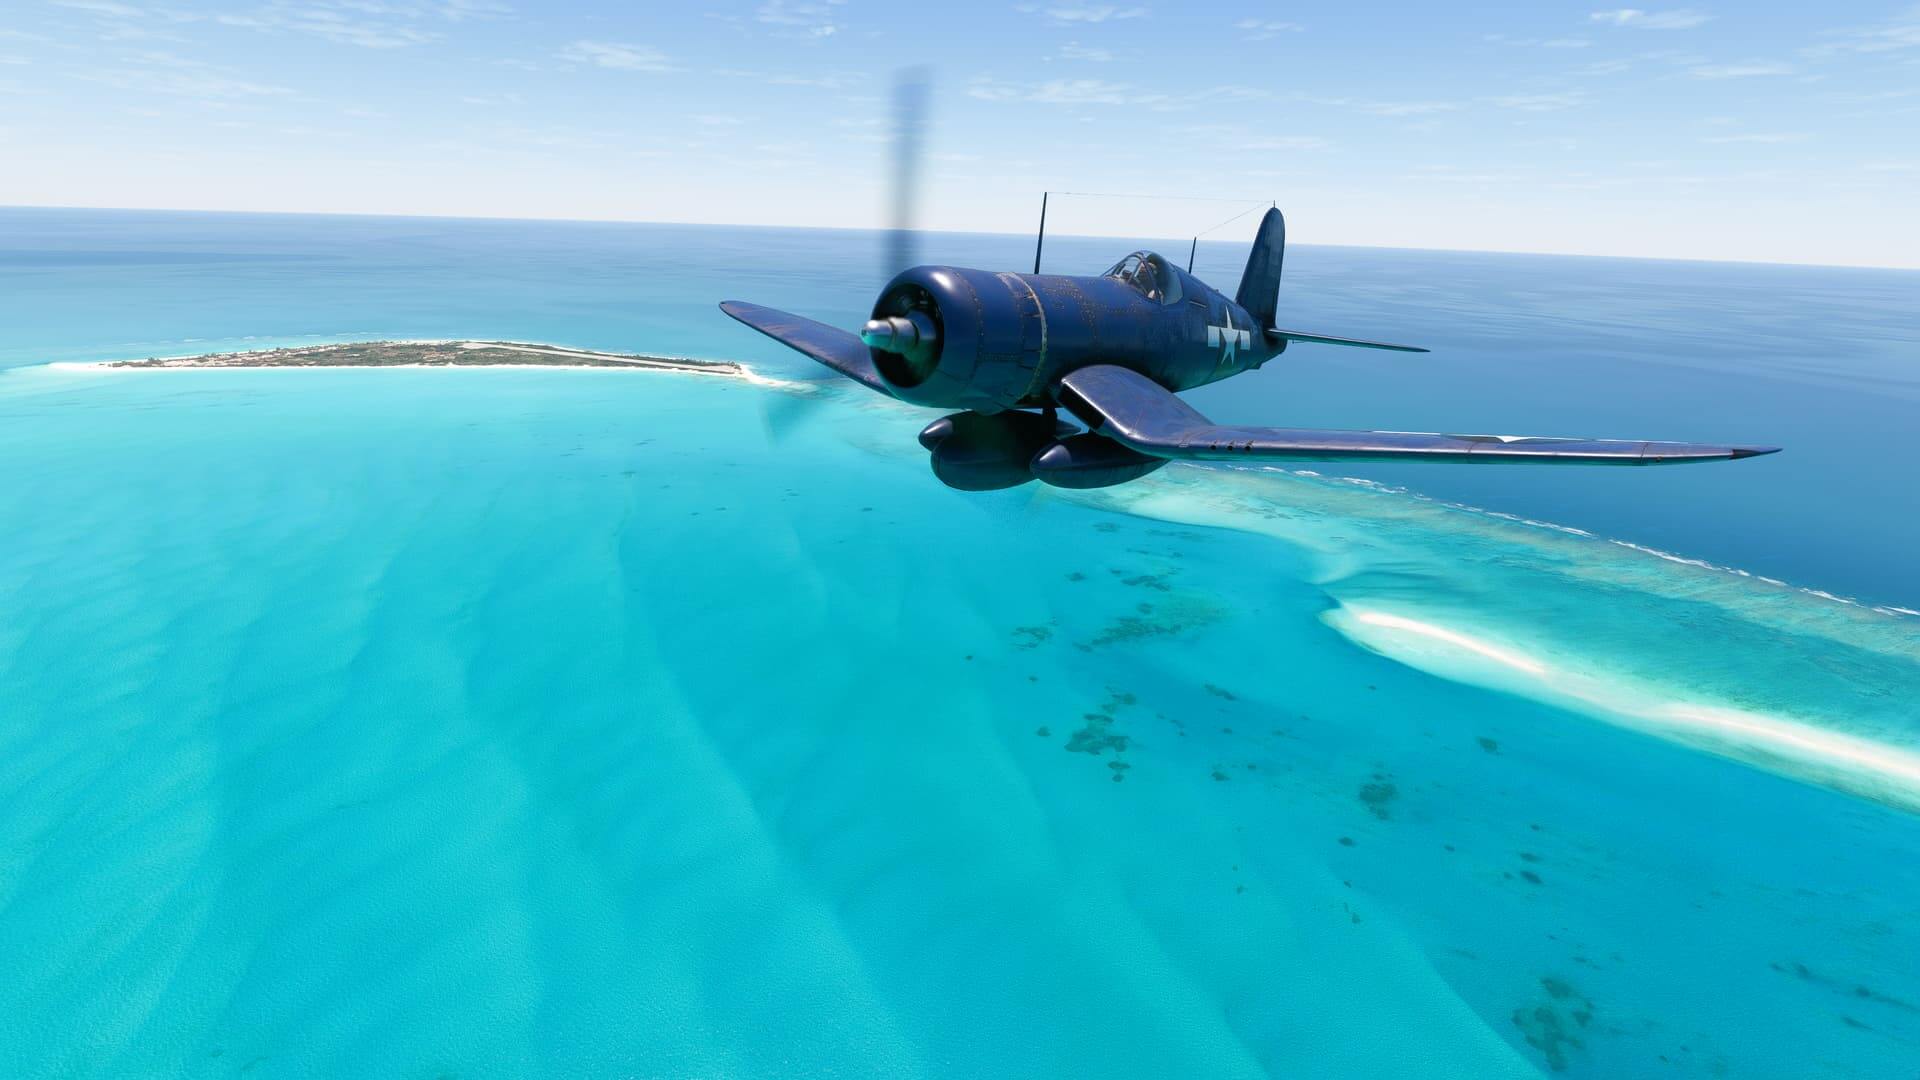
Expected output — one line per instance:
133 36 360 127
719 300 891 395
1271 328 1429 353
1056 364 1778 466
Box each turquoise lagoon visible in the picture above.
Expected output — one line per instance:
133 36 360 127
1 210 1917 1077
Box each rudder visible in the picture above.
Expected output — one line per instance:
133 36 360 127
1235 207 1285 330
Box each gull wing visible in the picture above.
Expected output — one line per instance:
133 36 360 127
1055 365 1779 466
720 301 891 396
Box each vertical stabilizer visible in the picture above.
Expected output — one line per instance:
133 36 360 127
1235 207 1285 329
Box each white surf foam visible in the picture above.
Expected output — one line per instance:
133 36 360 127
1326 604 1920 813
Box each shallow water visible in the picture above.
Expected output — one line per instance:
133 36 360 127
2 212 1918 1077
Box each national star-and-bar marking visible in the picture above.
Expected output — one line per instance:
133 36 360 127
1206 307 1252 365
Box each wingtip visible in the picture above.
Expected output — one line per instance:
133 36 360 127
1730 445 1782 459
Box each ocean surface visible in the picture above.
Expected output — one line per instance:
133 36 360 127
1 207 1917 1077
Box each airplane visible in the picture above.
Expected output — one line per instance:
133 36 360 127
720 206 1780 491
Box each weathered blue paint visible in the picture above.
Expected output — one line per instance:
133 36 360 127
857 218 1295 415
721 207 1778 490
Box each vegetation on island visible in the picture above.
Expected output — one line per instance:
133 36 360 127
107 340 745 374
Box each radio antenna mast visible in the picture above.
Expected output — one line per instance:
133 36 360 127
1032 192 1048 274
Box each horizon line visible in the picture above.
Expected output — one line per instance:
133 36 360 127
4 201 1915 275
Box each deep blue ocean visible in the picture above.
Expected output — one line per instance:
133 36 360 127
1 207 1917 1077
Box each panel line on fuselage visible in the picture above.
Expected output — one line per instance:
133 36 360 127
1003 272 1051 406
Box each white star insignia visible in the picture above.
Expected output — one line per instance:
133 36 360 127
1206 309 1249 365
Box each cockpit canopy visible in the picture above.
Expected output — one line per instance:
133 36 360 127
1103 251 1183 305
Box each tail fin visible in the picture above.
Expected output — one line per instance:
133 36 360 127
1235 207 1285 330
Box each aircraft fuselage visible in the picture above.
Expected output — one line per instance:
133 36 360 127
864 259 1281 415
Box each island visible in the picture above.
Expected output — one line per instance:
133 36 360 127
105 340 749 376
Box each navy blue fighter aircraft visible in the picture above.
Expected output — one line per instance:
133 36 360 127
720 205 1779 490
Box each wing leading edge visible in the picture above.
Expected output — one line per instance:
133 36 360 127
1056 365 1779 466
719 301 891 395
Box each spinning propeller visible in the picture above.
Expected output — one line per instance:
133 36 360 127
762 67 931 444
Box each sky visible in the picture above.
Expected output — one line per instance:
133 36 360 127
1 1 1917 267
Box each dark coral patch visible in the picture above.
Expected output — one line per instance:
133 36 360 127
1358 779 1399 820
1512 977 1596 1072
1012 624 1053 649
1087 594 1227 647
1066 713 1129 756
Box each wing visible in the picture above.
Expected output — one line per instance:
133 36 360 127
1056 365 1779 466
719 301 891 396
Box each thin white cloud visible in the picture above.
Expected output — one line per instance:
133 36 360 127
203 3 505 49
83 49 293 99
1057 42 1114 61
1704 132 1807 143
433 1 510 19
1235 18 1302 40
970 76 1262 109
714 67 858 89
1242 134 1329 151
1690 61 1794 79
50 0 146 15
1818 87 1920 104
1589 9 1712 30
1485 33 1592 50
557 40 672 72
215 5 437 49
1020 4 1147 25
1408 164 1534 185
49 0 204 42
1487 91 1588 111
1805 9 1920 58
1308 95 1459 117
1572 57 1635 75
1177 124 1329 156
970 77 1145 105
753 0 845 38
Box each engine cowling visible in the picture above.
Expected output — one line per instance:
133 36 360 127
1030 432 1168 489
864 266 1049 413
